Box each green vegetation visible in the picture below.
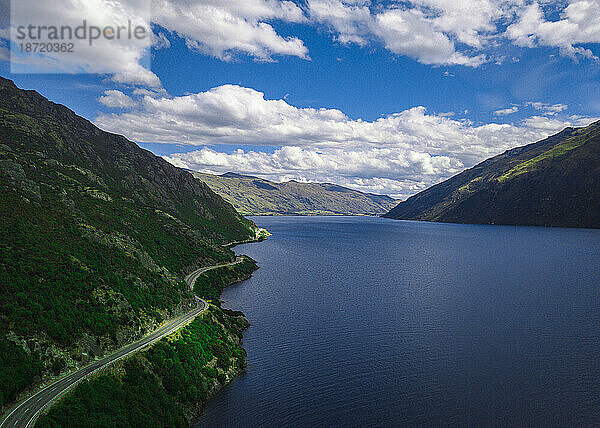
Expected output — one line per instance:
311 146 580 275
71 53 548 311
0 187 189 347
0 76 259 410
147 307 248 403
0 338 43 408
194 172 397 216
457 176 482 193
37 307 248 428
193 257 258 301
36 360 187 428
496 136 585 182
385 120 600 228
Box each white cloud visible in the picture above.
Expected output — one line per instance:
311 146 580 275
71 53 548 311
95 84 551 164
308 0 490 67
164 146 463 198
521 114 596 133
6 0 160 87
494 106 519 115
506 1 600 60
1 0 309 86
373 8 487 67
131 87 168 98
98 90 137 108
5 0 160 87
95 84 599 198
308 0 600 66
165 146 460 199
308 0 373 46
168 146 462 180
492 102 569 117
3 0 599 86
410 0 503 48
526 101 569 116
152 0 309 61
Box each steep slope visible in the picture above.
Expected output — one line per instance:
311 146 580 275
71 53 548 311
0 77 258 409
193 172 397 216
384 121 600 228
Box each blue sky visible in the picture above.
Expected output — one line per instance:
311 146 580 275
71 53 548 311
1 0 599 198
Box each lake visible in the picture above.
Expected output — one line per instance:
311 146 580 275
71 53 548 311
195 216 600 427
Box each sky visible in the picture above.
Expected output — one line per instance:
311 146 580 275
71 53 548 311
1 0 599 199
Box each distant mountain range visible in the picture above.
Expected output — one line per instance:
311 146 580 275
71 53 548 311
385 120 600 229
193 172 398 216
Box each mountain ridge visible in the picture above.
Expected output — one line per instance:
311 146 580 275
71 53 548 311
384 120 600 228
0 76 258 410
193 171 397 216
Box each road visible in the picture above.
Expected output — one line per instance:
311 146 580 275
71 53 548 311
1 257 244 428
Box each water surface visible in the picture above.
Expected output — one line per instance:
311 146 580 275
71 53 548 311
196 216 600 427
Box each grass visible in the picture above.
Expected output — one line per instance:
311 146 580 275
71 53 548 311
457 177 483 193
497 137 586 183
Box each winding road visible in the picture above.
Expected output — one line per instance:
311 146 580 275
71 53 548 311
1 257 244 428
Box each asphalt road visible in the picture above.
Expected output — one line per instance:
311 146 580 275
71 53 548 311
1 257 243 428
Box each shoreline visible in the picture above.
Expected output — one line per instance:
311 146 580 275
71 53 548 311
2 234 266 428
188 239 265 424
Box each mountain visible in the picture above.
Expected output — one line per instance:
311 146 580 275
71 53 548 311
384 120 600 228
0 77 259 409
193 172 397 216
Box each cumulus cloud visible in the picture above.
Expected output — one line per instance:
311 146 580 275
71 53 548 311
506 1 600 60
168 146 462 181
96 84 564 164
1 0 309 86
6 0 159 87
157 0 598 66
164 146 463 199
410 0 502 48
98 90 137 108
152 0 309 61
521 114 596 133
308 0 491 66
492 102 569 117
373 7 487 66
95 84 598 198
3 1 599 85
308 0 600 66
308 0 373 46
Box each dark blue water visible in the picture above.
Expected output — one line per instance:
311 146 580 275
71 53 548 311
196 216 600 427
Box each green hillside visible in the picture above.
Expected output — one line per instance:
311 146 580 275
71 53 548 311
384 120 600 228
37 305 249 427
194 172 397 216
0 77 258 410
